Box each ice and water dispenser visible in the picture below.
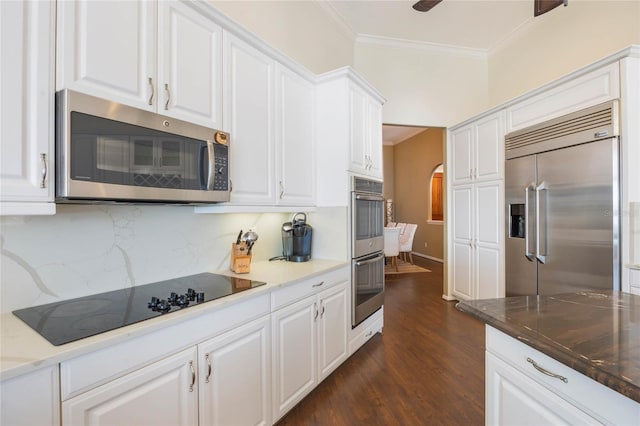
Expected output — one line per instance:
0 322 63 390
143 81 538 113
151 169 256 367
509 204 526 239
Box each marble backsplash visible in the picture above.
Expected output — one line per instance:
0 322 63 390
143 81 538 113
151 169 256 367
0 205 347 313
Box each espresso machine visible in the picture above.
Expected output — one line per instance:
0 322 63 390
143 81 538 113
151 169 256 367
280 212 312 262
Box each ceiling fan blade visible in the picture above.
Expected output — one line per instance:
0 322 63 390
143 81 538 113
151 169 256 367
412 0 443 12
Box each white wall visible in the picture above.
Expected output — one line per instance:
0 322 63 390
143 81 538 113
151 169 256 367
354 40 488 127
209 0 355 74
488 0 640 107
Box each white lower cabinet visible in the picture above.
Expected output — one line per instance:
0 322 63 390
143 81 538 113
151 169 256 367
451 180 504 300
486 326 640 425
198 315 271 426
1 365 60 426
62 348 198 426
271 280 348 422
486 352 599 425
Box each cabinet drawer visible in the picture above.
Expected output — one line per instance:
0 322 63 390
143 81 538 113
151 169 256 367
271 267 348 311
486 326 640 425
506 62 620 132
348 306 383 355
61 294 269 400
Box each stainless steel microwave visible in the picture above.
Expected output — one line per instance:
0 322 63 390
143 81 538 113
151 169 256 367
55 90 230 204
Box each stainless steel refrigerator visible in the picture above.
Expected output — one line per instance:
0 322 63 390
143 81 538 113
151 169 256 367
505 101 620 296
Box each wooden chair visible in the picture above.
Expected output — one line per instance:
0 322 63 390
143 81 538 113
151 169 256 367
383 227 401 272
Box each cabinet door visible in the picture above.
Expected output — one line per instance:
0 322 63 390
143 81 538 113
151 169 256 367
1 365 60 426
158 1 222 129
452 185 474 299
223 31 275 205
486 352 599 425
451 126 473 185
276 65 315 206
199 316 271 426
475 181 504 299
0 0 55 208
348 84 368 175
367 98 384 179
271 296 317 421
62 348 198 426
56 0 156 110
475 112 504 182
317 282 348 381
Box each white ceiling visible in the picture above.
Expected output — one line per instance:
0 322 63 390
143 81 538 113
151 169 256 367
325 0 534 51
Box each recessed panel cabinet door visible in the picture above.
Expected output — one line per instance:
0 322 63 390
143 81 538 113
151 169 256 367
0 0 55 207
223 31 275 204
198 316 271 426
452 185 474 299
348 85 368 175
62 348 198 426
276 65 315 205
56 0 156 109
158 1 222 128
272 296 317 422
317 283 348 381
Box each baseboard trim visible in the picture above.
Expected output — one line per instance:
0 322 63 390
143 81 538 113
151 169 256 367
412 252 443 263
441 294 458 301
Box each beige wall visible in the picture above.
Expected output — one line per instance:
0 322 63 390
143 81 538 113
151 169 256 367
383 145 395 201
386 128 445 261
354 43 489 127
209 0 355 74
488 0 640 106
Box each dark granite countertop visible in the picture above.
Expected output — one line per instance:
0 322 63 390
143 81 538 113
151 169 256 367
456 291 640 403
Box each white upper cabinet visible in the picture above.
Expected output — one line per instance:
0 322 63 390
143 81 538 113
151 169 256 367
0 0 56 215
275 64 316 206
57 0 222 129
223 31 276 205
349 83 383 179
157 1 223 128
450 110 504 186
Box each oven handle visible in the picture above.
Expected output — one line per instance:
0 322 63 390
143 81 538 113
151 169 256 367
355 194 384 202
355 252 385 266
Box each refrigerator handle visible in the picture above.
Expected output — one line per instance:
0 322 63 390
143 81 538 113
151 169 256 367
535 181 548 264
524 183 536 262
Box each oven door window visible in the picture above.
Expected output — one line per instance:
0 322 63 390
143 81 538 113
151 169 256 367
354 197 384 241
70 112 207 190
354 254 384 305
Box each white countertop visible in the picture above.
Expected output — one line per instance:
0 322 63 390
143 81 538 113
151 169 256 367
0 258 347 381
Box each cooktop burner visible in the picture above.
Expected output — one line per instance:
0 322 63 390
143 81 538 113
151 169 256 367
13 273 266 346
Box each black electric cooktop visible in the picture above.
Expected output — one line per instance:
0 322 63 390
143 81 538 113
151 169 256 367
13 273 266 346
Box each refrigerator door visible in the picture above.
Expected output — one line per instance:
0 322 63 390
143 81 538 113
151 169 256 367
505 155 538 296
536 138 619 295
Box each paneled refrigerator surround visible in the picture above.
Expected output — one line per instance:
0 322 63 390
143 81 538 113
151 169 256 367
505 101 620 296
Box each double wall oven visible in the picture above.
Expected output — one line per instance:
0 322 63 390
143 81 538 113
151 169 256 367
351 177 385 327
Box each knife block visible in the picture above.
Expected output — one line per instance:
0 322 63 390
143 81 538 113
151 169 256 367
230 242 252 274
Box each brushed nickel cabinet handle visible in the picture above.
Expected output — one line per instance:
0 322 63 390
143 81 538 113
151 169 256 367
164 83 170 110
279 181 284 199
40 153 47 188
527 357 568 383
205 353 212 383
312 281 325 288
321 303 325 318
189 361 196 392
314 302 318 321
148 77 154 105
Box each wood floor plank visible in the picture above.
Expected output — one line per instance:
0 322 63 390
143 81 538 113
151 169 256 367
277 259 486 425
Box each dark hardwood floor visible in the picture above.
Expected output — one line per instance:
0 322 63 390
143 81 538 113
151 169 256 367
277 258 486 426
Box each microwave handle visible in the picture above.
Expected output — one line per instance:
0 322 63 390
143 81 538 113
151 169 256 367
206 141 215 190
355 194 384 202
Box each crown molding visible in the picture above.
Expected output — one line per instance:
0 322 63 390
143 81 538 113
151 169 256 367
356 34 487 58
